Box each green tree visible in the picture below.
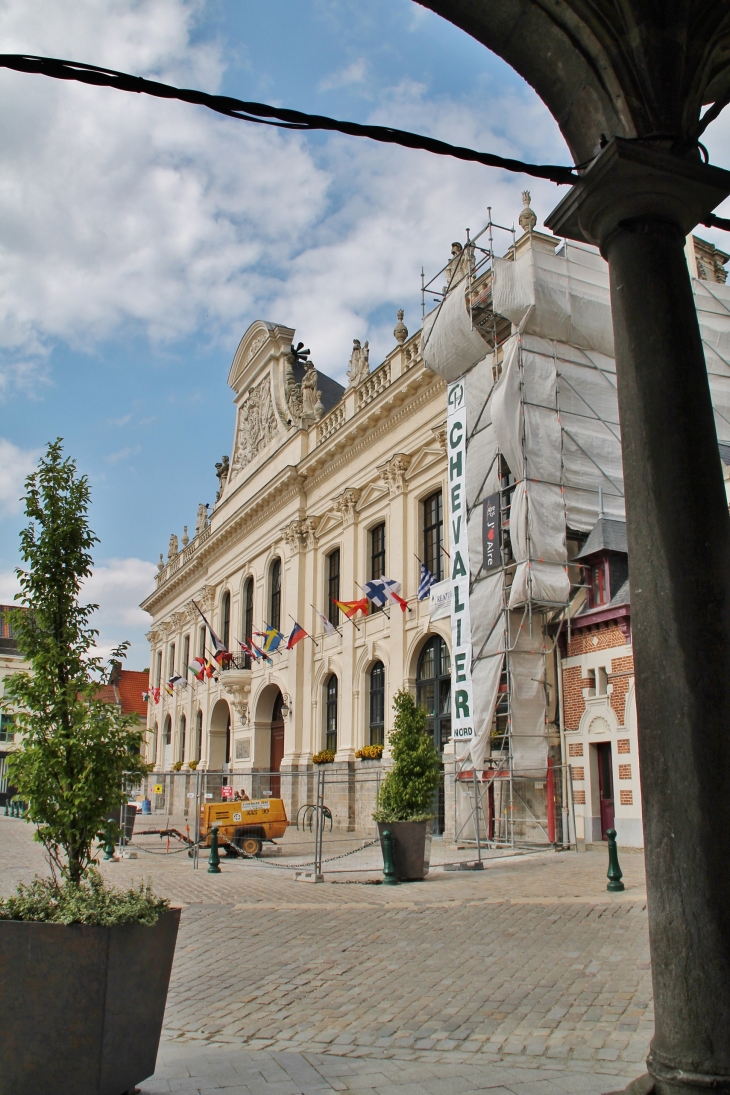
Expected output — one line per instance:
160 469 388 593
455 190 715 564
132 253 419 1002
373 689 441 822
2 440 150 884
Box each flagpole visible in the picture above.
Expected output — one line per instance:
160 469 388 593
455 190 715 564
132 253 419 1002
288 613 318 646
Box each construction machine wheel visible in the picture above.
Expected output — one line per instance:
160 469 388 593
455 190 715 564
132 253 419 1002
239 835 263 857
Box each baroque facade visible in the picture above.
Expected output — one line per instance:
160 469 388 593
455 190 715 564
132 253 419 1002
141 316 450 819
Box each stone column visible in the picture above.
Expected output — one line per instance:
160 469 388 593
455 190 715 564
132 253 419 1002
547 139 730 1094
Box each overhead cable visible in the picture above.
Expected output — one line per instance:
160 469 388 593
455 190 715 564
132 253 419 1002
0 53 578 185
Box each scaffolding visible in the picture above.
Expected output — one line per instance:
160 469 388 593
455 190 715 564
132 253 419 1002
420 210 730 845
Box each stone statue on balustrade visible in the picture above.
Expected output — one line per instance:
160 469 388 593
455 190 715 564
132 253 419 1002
347 338 370 387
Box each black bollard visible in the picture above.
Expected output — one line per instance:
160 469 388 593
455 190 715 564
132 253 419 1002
381 829 399 885
606 828 625 892
207 824 221 873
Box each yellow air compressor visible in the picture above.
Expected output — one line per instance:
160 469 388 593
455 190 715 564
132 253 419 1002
199 798 289 857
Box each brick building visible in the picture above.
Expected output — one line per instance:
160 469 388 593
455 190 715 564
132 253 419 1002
560 519 640 847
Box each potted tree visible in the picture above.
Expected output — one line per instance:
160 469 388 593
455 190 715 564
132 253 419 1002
0 441 180 1095
373 689 441 881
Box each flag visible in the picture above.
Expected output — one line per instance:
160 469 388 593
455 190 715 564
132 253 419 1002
150 686 160 705
141 691 151 703
168 674 184 689
418 563 436 600
188 661 205 682
237 638 256 659
286 622 307 649
249 639 273 665
315 608 337 636
255 625 284 652
363 579 388 608
381 577 409 613
333 597 369 619
192 600 230 664
164 682 174 696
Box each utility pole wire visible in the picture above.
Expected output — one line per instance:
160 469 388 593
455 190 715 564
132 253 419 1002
0 54 578 186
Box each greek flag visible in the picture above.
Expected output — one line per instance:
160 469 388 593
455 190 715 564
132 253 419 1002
418 563 436 600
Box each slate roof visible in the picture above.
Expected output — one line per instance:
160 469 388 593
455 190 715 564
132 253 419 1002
719 441 730 466
575 517 628 560
609 578 630 606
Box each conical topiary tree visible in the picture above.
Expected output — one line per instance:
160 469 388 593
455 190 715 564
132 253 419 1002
373 688 441 822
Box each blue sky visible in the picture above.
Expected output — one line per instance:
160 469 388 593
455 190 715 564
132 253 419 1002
1 0 730 665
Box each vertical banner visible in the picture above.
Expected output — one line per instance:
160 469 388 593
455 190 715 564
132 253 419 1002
447 379 474 741
482 492 501 571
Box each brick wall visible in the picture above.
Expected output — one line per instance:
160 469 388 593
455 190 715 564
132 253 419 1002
562 627 634 731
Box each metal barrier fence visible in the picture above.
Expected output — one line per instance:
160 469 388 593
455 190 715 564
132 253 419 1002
120 761 576 876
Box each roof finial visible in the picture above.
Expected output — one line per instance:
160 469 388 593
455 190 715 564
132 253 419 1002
393 309 408 345
519 190 537 233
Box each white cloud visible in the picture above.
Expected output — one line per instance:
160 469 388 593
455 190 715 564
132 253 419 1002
0 0 571 388
0 438 41 516
0 557 155 665
106 445 142 464
318 58 368 92
82 557 158 666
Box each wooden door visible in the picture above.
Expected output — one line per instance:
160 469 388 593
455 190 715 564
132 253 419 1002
597 741 615 838
269 722 284 798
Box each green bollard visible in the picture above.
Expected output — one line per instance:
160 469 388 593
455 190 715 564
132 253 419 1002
103 818 116 860
3 801 7 817
606 828 625 892
381 829 399 886
207 824 221 873
11 800 17 818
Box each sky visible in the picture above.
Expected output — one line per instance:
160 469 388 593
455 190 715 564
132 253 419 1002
2 0 730 667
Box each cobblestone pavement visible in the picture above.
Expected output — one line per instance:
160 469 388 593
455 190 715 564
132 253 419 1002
0 815 651 1093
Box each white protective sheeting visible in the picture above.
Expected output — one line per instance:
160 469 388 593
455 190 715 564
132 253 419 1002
421 288 491 382
492 241 615 357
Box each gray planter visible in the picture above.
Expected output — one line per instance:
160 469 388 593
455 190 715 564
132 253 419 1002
0 907 180 1095
377 820 433 880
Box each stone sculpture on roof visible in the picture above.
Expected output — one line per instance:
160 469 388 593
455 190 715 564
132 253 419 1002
347 338 370 387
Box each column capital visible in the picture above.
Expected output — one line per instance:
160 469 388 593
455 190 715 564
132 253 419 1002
545 137 730 249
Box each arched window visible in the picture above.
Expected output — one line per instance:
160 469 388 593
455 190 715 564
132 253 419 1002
416 636 451 753
270 558 282 631
179 714 186 762
422 490 444 582
164 715 172 745
325 675 338 752
163 714 172 770
327 550 340 627
221 591 231 651
369 662 385 746
195 709 203 761
243 576 254 668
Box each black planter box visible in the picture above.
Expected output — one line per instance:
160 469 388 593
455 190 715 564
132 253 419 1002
0 907 180 1095
377 820 433 880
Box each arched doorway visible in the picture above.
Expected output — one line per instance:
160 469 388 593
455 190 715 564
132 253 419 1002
270 691 285 797
417 635 451 834
209 699 231 771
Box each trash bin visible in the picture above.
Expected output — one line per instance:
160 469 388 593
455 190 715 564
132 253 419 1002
142 798 151 815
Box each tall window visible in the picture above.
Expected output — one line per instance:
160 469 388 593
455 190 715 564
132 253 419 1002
369 662 385 746
179 714 186 762
416 636 451 753
195 709 203 761
243 577 254 668
221 591 231 650
591 562 607 607
327 549 341 627
423 490 444 581
370 523 386 612
168 643 175 679
164 715 172 746
182 635 190 675
325 675 338 752
198 625 206 659
270 558 282 631
156 649 162 686
0 714 14 743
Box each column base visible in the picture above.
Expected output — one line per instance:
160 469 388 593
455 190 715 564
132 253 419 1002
605 1069 730 1095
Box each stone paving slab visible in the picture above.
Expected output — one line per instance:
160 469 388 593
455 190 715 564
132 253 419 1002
0 815 651 1092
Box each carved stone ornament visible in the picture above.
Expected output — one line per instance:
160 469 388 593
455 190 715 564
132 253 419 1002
393 309 408 345
167 533 179 561
245 332 266 366
282 519 306 556
333 488 361 526
195 503 209 535
379 454 411 498
347 339 370 388
170 611 186 631
519 190 538 233
146 629 161 646
301 517 318 550
231 374 278 478
195 585 215 613
432 426 447 453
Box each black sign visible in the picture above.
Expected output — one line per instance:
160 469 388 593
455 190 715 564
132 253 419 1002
482 493 501 571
